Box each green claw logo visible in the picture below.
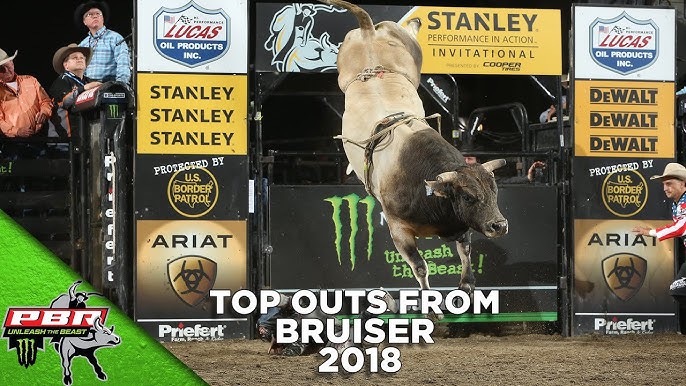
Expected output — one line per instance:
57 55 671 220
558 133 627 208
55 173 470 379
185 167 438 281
325 193 375 271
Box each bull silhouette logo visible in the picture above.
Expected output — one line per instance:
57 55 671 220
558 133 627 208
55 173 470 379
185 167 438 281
167 255 218 306
602 253 647 301
264 3 344 72
2 281 120 385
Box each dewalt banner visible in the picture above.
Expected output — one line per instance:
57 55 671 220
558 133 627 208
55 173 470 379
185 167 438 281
136 73 247 155
574 80 675 158
400 7 561 75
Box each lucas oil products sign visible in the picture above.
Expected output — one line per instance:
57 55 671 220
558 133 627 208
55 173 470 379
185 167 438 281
574 6 674 81
137 0 247 73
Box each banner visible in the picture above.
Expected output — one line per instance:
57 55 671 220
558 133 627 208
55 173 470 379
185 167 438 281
269 185 558 317
136 73 248 155
137 0 248 74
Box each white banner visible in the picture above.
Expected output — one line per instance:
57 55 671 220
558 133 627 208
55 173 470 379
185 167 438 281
136 0 247 74
574 6 675 81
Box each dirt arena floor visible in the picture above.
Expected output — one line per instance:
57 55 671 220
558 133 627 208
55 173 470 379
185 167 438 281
165 326 686 385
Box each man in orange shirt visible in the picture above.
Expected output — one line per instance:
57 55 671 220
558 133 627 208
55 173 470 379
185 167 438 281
0 48 53 137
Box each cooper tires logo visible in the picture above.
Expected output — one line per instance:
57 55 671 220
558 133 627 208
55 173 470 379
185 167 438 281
601 169 647 217
167 167 218 217
325 193 375 271
602 252 647 301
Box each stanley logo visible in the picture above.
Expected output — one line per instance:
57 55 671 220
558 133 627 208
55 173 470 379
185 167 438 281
324 193 376 271
602 252 647 301
168 255 217 307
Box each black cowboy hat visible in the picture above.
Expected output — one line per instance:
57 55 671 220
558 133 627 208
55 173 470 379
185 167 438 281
74 1 110 28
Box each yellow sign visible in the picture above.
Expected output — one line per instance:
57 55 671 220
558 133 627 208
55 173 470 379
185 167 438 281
136 73 247 155
402 7 561 75
574 80 675 158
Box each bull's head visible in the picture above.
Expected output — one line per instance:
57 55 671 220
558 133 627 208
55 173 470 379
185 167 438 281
91 317 121 347
425 159 508 238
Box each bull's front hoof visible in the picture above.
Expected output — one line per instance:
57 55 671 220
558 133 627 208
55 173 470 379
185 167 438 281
459 281 475 296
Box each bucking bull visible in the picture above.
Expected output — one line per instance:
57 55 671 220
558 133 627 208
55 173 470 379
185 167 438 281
322 0 508 300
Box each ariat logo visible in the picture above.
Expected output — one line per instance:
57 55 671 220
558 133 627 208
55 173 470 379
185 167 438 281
601 169 647 217
602 252 647 301
324 194 375 271
167 167 218 218
167 255 217 306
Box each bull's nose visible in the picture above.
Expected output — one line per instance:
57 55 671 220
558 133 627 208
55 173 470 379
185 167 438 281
489 220 508 236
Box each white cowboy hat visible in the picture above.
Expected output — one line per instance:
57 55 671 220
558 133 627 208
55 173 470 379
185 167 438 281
0 49 18 66
650 163 686 181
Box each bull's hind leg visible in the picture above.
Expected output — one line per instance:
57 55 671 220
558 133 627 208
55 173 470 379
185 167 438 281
388 224 429 289
456 231 475 294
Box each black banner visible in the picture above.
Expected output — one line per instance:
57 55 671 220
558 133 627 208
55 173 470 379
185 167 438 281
269 185 558 313
255 3 412 72
572 157 673 220
134 154 248 220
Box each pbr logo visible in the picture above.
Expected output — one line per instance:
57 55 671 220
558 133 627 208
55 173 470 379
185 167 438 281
589 12 658 75
602 252 647 301
153 1 230 67
325 193 376 271
2 281 120 385
168 255 218 307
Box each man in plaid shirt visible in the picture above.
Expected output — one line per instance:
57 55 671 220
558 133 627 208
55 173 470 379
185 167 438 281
633 163 686 295
74 1 130 84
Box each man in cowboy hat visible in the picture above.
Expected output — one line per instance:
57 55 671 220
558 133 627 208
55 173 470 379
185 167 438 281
74 1 130 84
633 163 686 296
48 44 102 138
0 48 53 137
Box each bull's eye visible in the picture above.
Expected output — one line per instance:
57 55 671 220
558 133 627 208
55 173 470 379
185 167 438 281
461 192 477 204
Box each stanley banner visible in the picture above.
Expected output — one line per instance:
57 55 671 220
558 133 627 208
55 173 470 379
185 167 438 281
400 7 562 75
136 73 247 155
254 4 561 75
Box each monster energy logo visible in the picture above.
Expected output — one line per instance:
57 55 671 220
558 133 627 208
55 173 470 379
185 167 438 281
16 337 37 368
107 104 119 118
325 193 375 271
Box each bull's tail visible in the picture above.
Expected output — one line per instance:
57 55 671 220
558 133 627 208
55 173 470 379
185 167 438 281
319 0 374 37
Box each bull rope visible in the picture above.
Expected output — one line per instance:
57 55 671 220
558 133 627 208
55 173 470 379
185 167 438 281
334 112 441 197
342 65 416 93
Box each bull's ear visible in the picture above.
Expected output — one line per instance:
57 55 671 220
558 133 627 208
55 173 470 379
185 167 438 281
404 18 421 38
425 179 451 198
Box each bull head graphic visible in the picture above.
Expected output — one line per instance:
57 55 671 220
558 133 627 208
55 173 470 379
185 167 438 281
167 255 218 307
602 253 647 301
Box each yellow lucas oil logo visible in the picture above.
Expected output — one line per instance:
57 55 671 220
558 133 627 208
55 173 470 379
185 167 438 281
601 169 647 217
167 167 218 217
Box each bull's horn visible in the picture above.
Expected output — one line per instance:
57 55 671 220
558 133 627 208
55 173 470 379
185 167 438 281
482 159 506 173
435 171 458 183
94 317 103 331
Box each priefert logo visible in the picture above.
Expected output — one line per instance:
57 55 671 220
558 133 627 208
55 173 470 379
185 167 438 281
159 323 226 341
594 317 655 334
